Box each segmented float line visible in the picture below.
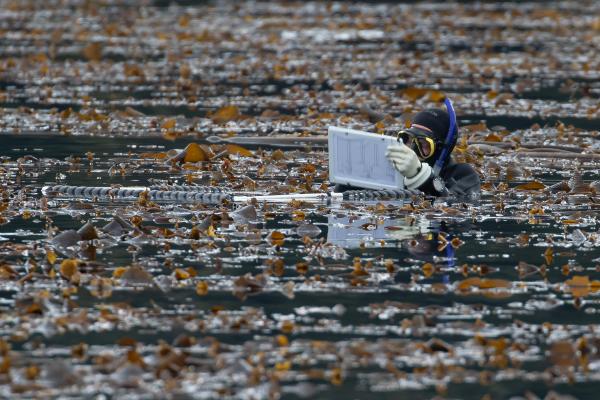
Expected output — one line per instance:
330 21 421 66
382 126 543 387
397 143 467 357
148 185 227 193
42 185 231 203
42 185 417 204
341 188 418 200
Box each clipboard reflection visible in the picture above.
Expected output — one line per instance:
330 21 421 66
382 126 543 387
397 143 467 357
326 214 431 248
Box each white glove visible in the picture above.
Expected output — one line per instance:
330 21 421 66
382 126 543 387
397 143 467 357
386 142 421 178
386 142 433 190
386 216 431 241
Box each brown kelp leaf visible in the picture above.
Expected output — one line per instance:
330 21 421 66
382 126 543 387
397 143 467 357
457 277 511 291
78 109 108 122
422 263 434 278
352 260 369 276
112 267 127 278
544 248 554 265
162 130 180 141
183 143 209 163
330 367 343 385
24 364 40 380
296 262 309 275
0 264 17 280
484 133 502 142
123 64 145 79
478 279 511 289
242 176 256 190
233 273 266 300
121 106 146 117
428 90 446 102
139 152 167 160
270 231 286 246
281 281 295 299
292 211 305 221
550 341 576 367
518 261 541 279
450 237 464 248
280 320 295 334
170 143 208 164
46 249 57 265
116 337 138 347
77 222 99 241
173 268 190 280
129 215 143 227
275 335 289 347
271 149 286 161
514 181 546 191
424 338 454 353
272 259 285 277
119 265 154 286
82 42 102 61
565 275 591 298
161 119 176 130
196 281 209 296
461 122 488 133
210 105 240 123
60 259 79 280
71 343 88 360
225 144 253 157
561 219 580 225
206 225 217 238
89 277 113 299
402 87 428 101
189 227 201 240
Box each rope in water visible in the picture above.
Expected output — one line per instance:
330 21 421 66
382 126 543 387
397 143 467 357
42 185 418 203
147 185 228 192
341 188 419 200
42 185 232 203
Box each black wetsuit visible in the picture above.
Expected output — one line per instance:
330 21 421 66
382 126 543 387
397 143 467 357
334 157 480 198
418 158 480 197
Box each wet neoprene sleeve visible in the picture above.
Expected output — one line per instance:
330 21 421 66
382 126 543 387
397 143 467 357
333 160 481 198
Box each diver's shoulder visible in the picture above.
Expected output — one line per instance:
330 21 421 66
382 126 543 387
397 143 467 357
444 160 478 175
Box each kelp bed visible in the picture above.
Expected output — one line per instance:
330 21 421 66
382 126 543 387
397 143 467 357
0 1 600 399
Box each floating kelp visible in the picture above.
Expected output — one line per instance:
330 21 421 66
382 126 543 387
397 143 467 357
0 1 599 399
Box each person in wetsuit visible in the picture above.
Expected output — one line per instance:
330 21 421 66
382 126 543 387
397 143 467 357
385 101 480 197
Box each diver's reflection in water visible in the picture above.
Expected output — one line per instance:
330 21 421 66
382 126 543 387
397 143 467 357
326 215 457 268
326 214 430 248
405 221 457 268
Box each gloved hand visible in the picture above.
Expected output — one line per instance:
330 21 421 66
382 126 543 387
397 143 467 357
386 142 421 178
386 141 433 190
385 216 431 241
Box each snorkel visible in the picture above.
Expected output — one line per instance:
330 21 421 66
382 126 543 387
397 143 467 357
433 98 457 176
431 98 458 194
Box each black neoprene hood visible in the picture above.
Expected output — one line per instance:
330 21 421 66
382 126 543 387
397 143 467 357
412 108 450 142
410 108 458 167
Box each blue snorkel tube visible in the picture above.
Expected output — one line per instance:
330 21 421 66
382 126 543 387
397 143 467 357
432 97 458 194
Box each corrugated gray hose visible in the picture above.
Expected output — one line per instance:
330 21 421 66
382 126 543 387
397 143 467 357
42 185 231 204
341 188 420 200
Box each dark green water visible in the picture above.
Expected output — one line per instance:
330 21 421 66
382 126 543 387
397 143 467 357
0 1 599 399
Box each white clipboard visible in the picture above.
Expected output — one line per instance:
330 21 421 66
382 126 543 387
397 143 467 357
328 126 404 190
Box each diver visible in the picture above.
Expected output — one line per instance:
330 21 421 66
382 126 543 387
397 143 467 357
385 99 480 197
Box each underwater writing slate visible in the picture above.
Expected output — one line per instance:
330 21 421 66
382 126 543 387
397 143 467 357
328 126 404 191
